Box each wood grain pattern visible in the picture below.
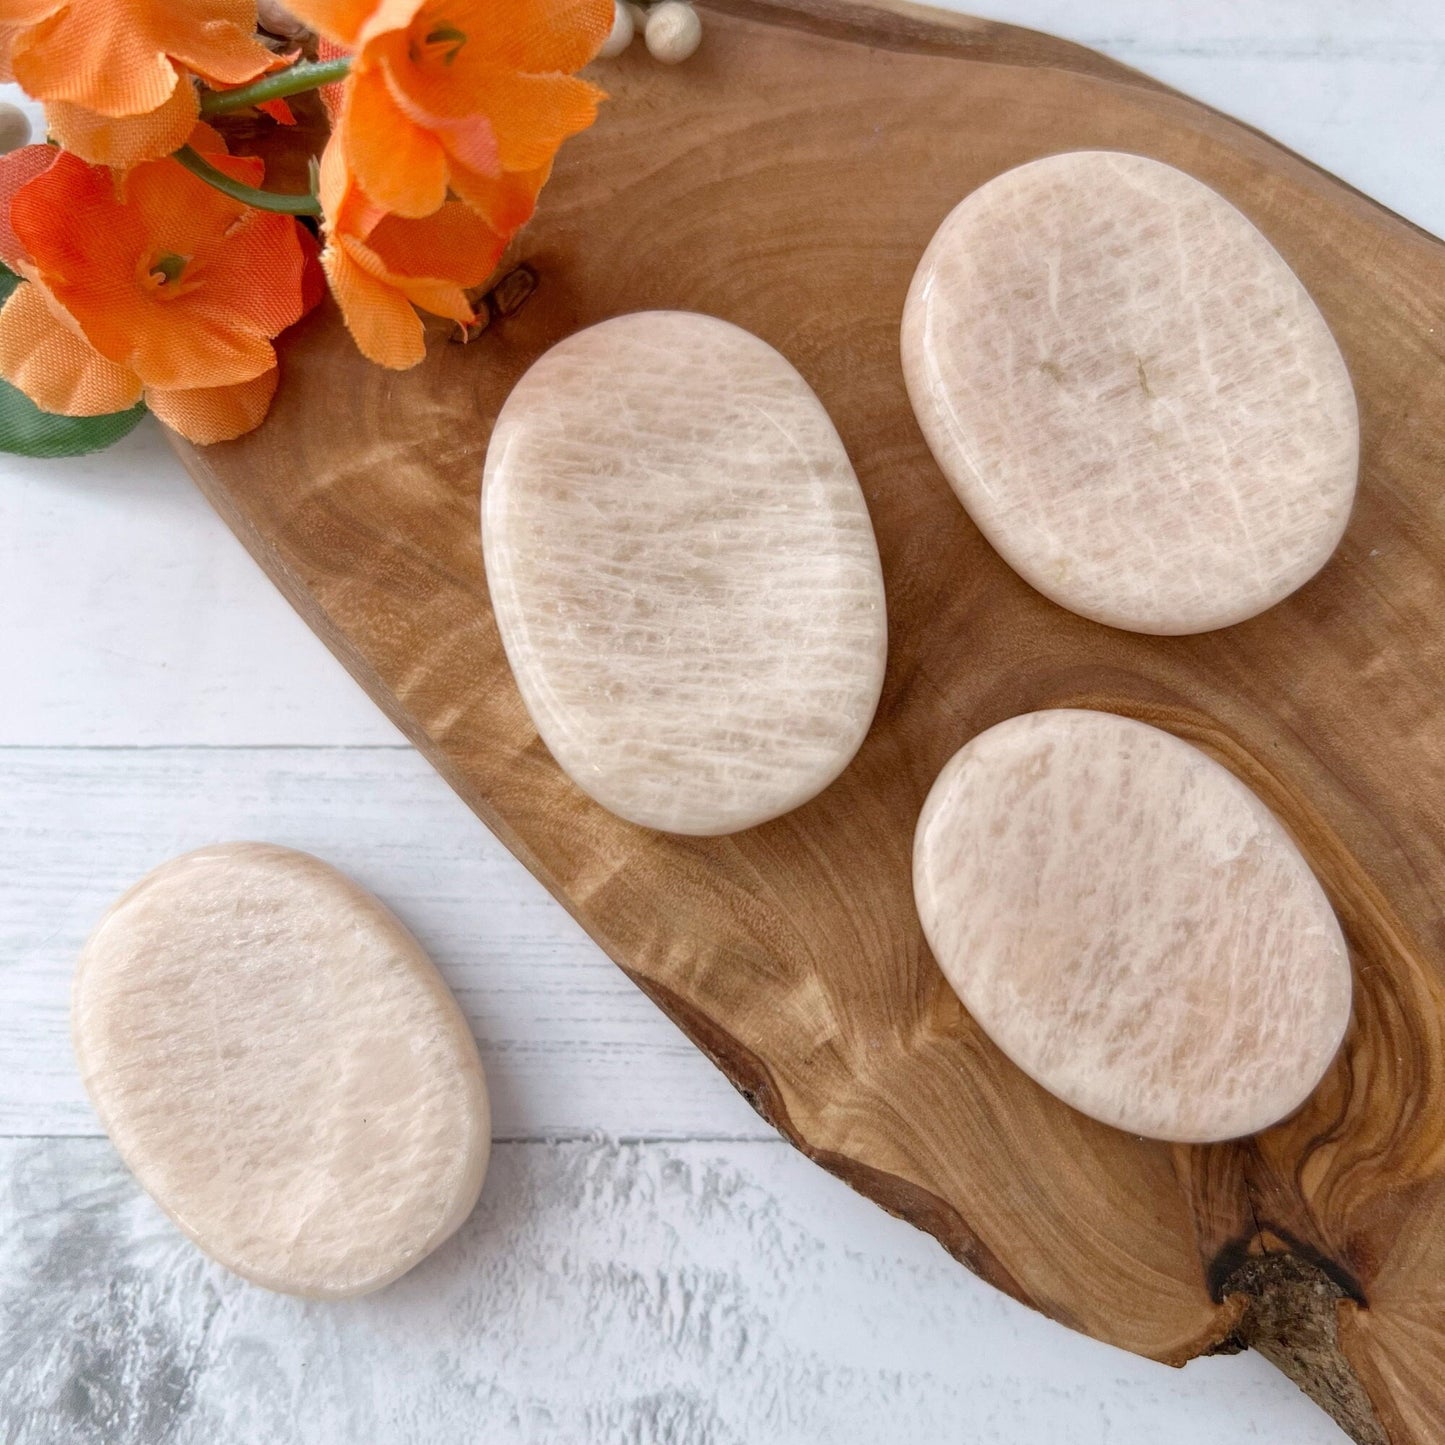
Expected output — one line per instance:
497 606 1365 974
170 4 1445 1439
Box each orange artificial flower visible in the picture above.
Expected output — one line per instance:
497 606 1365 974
287 0 611 226
318 135 504 368
0 128 316 442
0 0 287 167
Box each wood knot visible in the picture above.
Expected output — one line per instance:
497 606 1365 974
1212 1249 1383 1445
454 264 540 343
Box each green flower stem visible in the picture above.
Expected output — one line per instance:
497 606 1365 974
173 145 321 215
198 55 352 117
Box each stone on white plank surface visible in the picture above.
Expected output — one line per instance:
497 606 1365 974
0 1138 1350 1445
0 746 765 1141
913 709 1352 1142
902 150 1358 634
73 843 490 1298
483 311 887 836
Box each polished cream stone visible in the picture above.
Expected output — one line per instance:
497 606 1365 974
902 151 1359 635
913 710 1352 1142
483 311 887 836
73 843 490 1298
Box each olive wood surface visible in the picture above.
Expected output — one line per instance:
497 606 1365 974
174 6 1445 1439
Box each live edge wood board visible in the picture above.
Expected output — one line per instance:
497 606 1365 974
172 4 1445 1440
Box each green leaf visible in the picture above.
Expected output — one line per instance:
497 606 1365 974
0 265 147 458
0 384 147 458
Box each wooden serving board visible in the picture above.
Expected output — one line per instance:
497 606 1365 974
173 4 1445 1440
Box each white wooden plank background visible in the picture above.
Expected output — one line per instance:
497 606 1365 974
5 3 1441 1439
1 1140 1346 1445
0 747 760 1141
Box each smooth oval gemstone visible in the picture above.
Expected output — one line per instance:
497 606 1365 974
913 710 1352 1142
483 311 887 835
902 151 1359 635
73 843 490 1297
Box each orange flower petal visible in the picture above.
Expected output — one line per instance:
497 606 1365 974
0 0 61 78
0 143 56 269
10 0 280 117
186 120 230 155
321 136 501 324
339 233 472 322
318 133 386 249
47 78 200 168
381 274 473 322
369 30 498 176
256 96 295 124
342 61 448 218
440 0 612 77
283 0 408 46
164 2 290 87
13 4 179 116
12 149 305 389
0 279 143 415
366 202 504 291
379 26 605 172
472 70 605 173
369 28 603 197
0 1 64 22
314 34 351 122
296 222 326 315
316 130 350 219
147 365 278 443
123 146 268 245
353 0 424 46
321 240 425 369
448 160 549 238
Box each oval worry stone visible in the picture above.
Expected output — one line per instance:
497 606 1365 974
483 311 887 835
913 710 1352 1142
73 843 490 1298
902 151 1359 635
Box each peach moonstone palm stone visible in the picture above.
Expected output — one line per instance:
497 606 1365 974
483 311 887 836
73 843 491 1298
913 710 1352 1142
902 151 1359 634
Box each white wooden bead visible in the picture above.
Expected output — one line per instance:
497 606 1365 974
645 1 701 63
0 103 31 155
598 0 635 57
